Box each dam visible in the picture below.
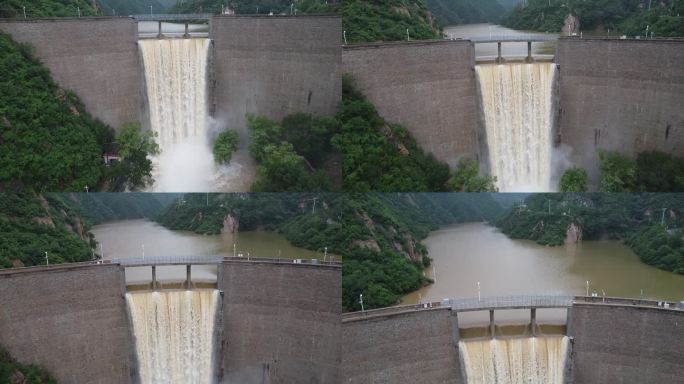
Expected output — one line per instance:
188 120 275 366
341 295 684 383
342 37 684 190
0 256 342 384
0 15 341 191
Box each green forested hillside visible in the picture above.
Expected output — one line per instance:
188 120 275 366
170 0 334 14
0 0 98 18
495 193 684 274
425 0 507 26
63 193 176 224
0 193 95 268
97 0 168 15
0 33 157 192
343 0 440 43
502 0 684 36
156 193 503 311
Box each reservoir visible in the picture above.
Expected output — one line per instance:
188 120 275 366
445 23 557 60
402 223 684 325
91 219 325 285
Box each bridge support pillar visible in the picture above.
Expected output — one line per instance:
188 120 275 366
157 20 163 39
531 308 537 336
526 41 534 63
186 265 191 288
496 42 503 64
489 310 495 339
151 265 157 290
450 311 460 346
184 23 190 38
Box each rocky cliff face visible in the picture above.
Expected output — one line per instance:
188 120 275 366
565 222 583 244
222 214 239 234
562 14 580 36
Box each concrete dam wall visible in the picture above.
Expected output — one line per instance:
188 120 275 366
0 264 136 383
342 38 684 186
340 302 684 384
0 16 341 133
556 38 684 184
0 260 341 384
0 18 141 129
342 40 482 169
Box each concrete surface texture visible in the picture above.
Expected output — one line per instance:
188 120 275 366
218 261 342 384
342 40 482 169
0 17 141 129
210 15 342 138
556 38 684 185
568 303 684 384
341 308 463 384
0 264 136 384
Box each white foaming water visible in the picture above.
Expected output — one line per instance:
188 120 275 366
476 63 557 192
126 290 220 384
140 38 240 192
460 336 569 384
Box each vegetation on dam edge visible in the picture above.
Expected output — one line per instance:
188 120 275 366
1 346 56 384
0 33 159 192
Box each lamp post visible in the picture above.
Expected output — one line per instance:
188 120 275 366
150 5 153 16
45 251 49 266
586 280 590 296
477 281 481 301
324 247 328 262
359 294 364 312
142 244 145 259
23 6 26 19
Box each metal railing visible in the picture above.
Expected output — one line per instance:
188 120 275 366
468 35 558 43
112 255 224 266
450 295 574 312
132 13 212 21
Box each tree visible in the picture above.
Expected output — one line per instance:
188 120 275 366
559 167 588 192
598 150 636 192
213 129 239 164
447 159 498 192
252 142 332 192
107 122 159 191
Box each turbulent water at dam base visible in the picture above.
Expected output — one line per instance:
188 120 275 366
476 63 557 192
126 289 220 384
460 336 569 384
139 38 240 192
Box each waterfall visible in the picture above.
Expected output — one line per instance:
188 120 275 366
139 38 221 192
476 63 557 192
460 336 569 384
126 290 220 384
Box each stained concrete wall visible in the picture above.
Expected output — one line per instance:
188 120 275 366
0 264 136 384
342 40 481 168
210 15 342 137
556 38 684 185
568 303 684 384
218 261 341 384
0 18 141 129
341 308 463 384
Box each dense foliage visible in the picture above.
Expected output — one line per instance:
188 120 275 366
0 194 94 268
502 0 684 36
156 193 503 311
0 0 97 18
598 150 684 192
447 159 498 192
425 0 506 26
334 76 452 191
342 0 440 43
559 167 588 192
0 33 158 191
212 129 239 164
97 0 169 16
248 114 338 191
0 346 56 384
171 0 335 14
496 193 684 274
0 193 174 268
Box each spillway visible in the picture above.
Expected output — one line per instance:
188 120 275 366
126 290 220 384
139 38 216 192
476 63 557 192
460 336 569 384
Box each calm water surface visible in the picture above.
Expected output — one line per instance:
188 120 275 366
445 23 558 59
92 219 325 284
402 223 684 325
